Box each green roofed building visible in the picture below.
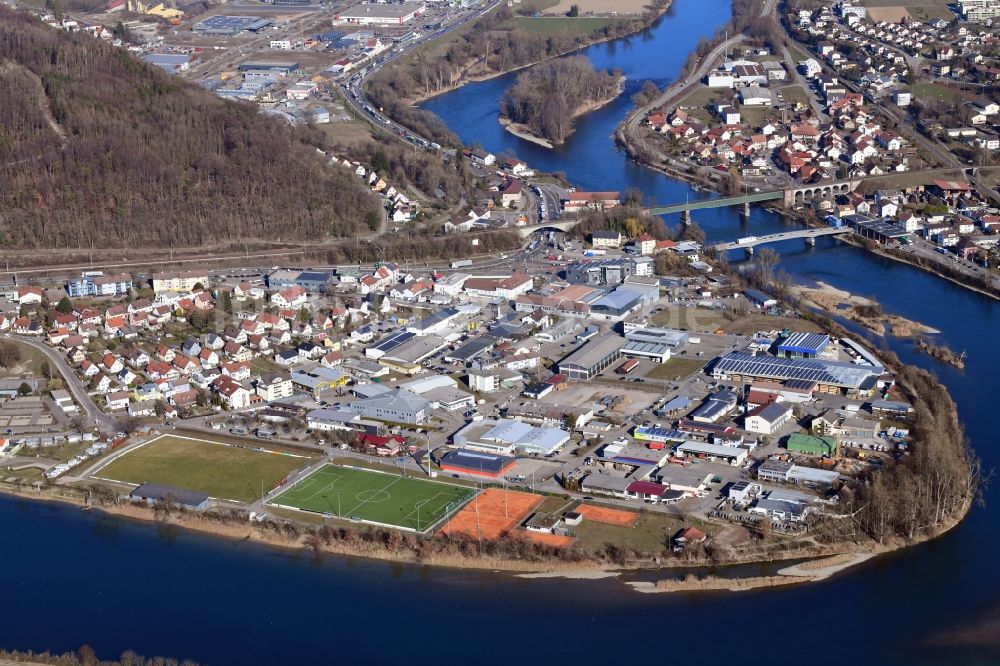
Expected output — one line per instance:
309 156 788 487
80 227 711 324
787 433 838 456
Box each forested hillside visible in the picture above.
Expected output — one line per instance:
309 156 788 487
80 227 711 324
0 8 382 249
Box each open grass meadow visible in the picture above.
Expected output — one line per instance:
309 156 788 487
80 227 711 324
269 465 478 532
645 357 709 381
651 305 729 332
98 434 316 502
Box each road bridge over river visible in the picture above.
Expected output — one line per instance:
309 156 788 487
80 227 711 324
712 227 848 254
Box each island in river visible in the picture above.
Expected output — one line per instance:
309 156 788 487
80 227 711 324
498 57 625 147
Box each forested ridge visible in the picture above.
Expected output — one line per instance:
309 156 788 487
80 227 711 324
500 56 621 143
0 8 382 249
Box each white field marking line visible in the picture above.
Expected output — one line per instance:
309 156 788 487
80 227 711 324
282 472 345 505
336 463 474 491
343 474 405 518
157 433 315 459
401 489 474 523
268 465 341 506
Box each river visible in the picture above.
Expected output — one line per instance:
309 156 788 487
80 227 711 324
5 2 1000 665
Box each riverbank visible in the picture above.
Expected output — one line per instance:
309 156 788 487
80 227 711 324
499 75 625 148
398 2 670 109
789 281 939 337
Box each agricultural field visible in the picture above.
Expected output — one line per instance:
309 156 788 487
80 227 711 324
269 464 478 532
97 434 316 503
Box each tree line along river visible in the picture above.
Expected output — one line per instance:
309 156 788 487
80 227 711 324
5 1 1000 664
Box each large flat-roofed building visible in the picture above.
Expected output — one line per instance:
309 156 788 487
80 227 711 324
653 466 713 496
675 441 748 466
143 53 195 73
624 325 689 348
621 340 671 363
453 418 570 457
777 332 830 358
349 388 430 424
712 352 880 396
462 274 533 300
556 335 625 381
336 2 425 25
589 287 651 321
844 215 909 245
439 449 515 478
238 61 299 74
192 15 272 36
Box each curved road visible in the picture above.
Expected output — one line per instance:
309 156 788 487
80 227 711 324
623 0 778 137
5 335 119 434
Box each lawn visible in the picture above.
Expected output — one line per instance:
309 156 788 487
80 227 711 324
98 435 316 502
320 118 375 147
269 464 478 532
912 81 963 105
651 305 729 332
678 85 722 111
573 511 717 554
644 357 708 381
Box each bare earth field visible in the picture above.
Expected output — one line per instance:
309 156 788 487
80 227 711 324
866 6 911 21
543 0 652 14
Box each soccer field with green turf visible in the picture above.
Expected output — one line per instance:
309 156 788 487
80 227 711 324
268 465 478 532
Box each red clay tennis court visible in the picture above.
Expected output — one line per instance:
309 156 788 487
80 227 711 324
521 530 575 548
438 488 542 540
575 503 639 526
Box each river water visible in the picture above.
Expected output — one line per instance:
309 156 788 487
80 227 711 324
5 2 999 664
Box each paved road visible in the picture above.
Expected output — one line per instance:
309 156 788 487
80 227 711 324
340 0 507 149
5 335 118 434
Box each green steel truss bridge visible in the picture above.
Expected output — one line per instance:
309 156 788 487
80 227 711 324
645 190 784 216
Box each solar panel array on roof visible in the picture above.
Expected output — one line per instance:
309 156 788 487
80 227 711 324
777 332 830 355
713 352 879 389
446 335 497 363
370 330 415 354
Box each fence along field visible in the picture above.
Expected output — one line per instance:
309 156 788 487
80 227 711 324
95 434 316 503
268 465 479 533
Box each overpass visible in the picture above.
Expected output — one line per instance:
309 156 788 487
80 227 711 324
711 227 848 254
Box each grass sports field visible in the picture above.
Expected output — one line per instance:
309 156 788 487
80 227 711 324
269 465 478 532
97 434 316 503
